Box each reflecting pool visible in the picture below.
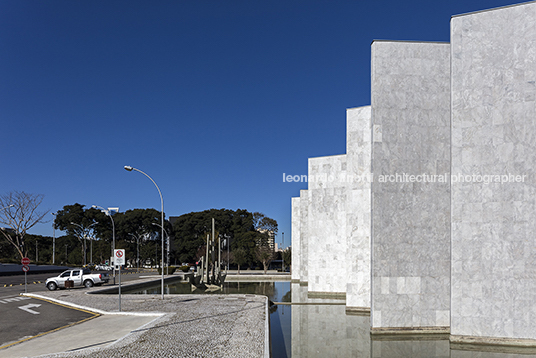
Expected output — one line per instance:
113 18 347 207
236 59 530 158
124 281 536 358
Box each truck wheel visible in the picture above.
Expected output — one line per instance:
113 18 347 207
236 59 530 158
47 282 57 291
84 280 94 288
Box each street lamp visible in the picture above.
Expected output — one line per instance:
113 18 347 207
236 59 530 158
152 222 170 275
124 165 165 300
92 205 116 282
0 204 14 211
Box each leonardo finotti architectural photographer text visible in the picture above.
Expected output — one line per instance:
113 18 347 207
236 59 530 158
282 173 527 184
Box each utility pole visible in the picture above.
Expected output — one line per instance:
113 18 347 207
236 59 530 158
205 233 210 283
211 218 215 284
52 212 56 264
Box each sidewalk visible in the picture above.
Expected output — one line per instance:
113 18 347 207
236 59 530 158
2 275 269 358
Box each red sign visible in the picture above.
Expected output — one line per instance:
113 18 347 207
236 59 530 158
22 265 30 272
21 257 30 265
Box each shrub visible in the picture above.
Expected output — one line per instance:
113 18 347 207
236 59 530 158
157 266 177 275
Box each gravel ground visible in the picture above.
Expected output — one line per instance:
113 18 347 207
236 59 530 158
24 284 268 358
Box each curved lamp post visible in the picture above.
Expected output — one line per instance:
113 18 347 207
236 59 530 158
152 222 170 276
124 165 165 300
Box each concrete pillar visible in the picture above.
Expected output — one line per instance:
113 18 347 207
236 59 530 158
345 106 372 312
370 40 451 333
450 2 536 344
299 189 309 284
291 196 301 283
307 154 348 296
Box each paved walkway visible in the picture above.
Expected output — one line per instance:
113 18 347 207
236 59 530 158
1 276 269 358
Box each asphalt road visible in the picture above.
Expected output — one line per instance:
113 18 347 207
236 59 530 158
0 294 98 349
0 270 157 351
1 270 149 293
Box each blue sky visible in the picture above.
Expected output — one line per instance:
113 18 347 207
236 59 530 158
0 0 523 246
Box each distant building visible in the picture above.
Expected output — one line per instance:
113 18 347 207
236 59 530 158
257 229 275 250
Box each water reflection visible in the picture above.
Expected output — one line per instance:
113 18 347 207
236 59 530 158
125 281 536 358
290 283 536 358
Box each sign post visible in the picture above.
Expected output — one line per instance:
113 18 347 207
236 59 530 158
21 258 30 293
114 249 125 312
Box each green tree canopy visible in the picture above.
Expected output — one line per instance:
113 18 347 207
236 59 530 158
172 208 277 264
232 247 248 274
114 208 162 242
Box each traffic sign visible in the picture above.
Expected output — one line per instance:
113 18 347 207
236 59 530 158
114 249 125 265
22 265 30 272
21 257 30 265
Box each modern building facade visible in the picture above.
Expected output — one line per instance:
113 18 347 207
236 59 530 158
291 1 536 345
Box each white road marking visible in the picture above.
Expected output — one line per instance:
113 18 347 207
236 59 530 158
18 303 41 314
0 296 31 304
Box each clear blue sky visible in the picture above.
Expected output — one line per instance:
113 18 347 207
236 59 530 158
0 0 523 245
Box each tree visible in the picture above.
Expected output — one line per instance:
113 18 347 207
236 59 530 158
282 247 292 272
0 191 49 259
172 208 279 267
232 231 258 265
232 247 248 275
113 208 162 268
172 208 255 263
256 245 274 274
253 212 278 234
53 203 102 265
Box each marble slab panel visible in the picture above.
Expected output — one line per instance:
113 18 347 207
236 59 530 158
345 106 372 310
371 40 451 330
299 189 309 283
451 1 536 340
308 154 348 294
291 196 301 282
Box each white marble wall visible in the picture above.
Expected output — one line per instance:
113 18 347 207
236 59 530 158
291 106 372 305
289 1 536 344
307 154 348 294
345 106 372 310
291 197 301 282
371 41 451 330
451 2 536 341
299 189 309 283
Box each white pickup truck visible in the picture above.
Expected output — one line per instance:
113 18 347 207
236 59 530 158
45 269 109 290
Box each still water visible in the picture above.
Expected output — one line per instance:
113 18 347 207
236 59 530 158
125 281 536 358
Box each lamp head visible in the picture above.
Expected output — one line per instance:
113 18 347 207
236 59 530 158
124 166 133 171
